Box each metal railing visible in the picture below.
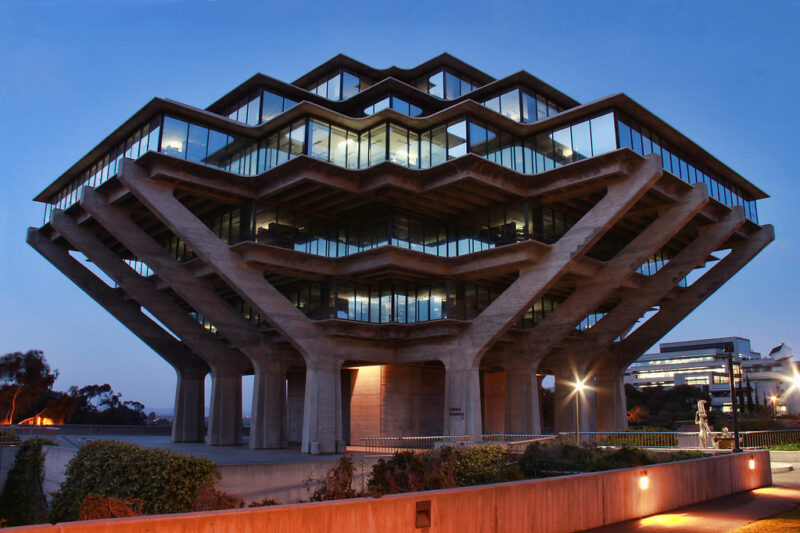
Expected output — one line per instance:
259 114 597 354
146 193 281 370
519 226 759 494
360 429 800 455
359 434 553 455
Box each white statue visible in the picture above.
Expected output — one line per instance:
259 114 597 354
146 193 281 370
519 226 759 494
695 400 712 448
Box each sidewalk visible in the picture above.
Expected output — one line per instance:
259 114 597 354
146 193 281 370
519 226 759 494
586 466 800 532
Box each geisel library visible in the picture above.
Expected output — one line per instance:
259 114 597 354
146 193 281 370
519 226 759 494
28 54 773 453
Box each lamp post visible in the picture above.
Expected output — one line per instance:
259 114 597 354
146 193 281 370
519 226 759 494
725 348 742 453
770 395 777 420
575 379 585 445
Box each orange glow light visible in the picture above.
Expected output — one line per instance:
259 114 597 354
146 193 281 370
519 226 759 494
639 471 649 490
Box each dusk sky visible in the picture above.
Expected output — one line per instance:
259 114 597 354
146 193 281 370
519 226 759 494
1 0 797 413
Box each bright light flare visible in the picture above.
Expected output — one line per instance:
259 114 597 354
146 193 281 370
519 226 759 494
748 456 756 470
639 471 649 490
574 378 586 392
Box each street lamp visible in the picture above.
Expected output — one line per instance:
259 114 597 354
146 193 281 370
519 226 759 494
725 348 742 453
574 379 585 445
770 395 777 420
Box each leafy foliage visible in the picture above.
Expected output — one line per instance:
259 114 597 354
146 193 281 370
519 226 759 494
0 350 60 424
626 384 710 429
368 445 512 496
768 443 800 451
67 384 146 425
518 439 703 478
78 494 143 520
0 429 20 443
308 455 357 501
192 483 243 511
0 438 52 526
49 440 216 522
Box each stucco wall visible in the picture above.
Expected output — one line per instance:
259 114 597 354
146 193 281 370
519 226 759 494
5 451 771 533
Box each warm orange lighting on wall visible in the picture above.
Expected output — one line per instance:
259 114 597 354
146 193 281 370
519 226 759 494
748 456 755 470
640 471 649 490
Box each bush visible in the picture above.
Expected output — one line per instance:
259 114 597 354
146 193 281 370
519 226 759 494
308 455 357 501
78 494 142 520
518 440 706 479
192 483 243 511
0 438 51 526
367 445 510 496
769 443 800 451
49 440 216 522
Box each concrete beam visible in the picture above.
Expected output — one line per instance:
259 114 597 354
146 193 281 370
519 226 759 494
81 188 288 449
49 212 245 445
26 227 208 442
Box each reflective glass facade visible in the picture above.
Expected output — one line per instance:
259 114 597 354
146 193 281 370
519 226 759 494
310 69 370 100
363 95 423 117
483 87 563 123
225 89 297 125
416 69 478 99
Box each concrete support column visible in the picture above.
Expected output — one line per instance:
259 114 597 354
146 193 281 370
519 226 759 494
172 366 206 443
301 359 344 454
553 370 595 435
444 363 482 436
594 364 628 432
504 364 542 434
250 360 287 449
208 366 242 446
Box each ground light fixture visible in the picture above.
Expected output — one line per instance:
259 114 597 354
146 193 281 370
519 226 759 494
749 455 756 470
640 471 649 490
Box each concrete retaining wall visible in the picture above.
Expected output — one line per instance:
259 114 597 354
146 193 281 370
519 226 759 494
5 451 771 533
769 450 800 463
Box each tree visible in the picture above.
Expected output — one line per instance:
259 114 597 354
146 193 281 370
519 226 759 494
0 351 58 424
68 384 146 425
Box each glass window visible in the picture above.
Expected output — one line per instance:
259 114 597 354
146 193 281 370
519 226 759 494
469 122 488 156
289 120 305 156
570 121 591 161
460 78 473 96
261 90 284 122
392 97 410 116
445 71 461 99
446 121 467 159
309 120 330 160
409 103 422 117
160 117 188 158
484 96 500 113
346 131 359 169
500 89 521 122
631 127 643 154
326 73 341 101
186 124 209 163
534 132 555 171
430 126 447 166
368 125 386 166
246 97 260 126
330 126 347 167
589 113 616 155
428 71 444 98
341 71 360 99
616 119 632 149
552 127 572 166
389 125 409 166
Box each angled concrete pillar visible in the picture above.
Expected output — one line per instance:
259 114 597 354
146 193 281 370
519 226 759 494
27 227 208 443
48 211 246 446
504 363 542 435
444 363 482 435
173 366 206 442
250 359 287 449
208 366 242 446
593 363 628 432
302 359 344 454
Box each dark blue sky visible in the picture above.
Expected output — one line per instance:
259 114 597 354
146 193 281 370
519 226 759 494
1 0 797 411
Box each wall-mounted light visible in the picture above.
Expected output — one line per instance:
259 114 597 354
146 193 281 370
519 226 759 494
640 471 649 490
749 455 755 470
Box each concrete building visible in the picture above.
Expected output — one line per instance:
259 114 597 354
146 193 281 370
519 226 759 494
27 55 773 452
626 338 799 415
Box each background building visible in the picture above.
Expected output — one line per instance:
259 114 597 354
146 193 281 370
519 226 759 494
28 55 772 451
626 338 798 415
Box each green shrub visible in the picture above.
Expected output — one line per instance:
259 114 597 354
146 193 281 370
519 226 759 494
0 438 51 526
49 440 216 522
308 455 357 501
769 443 800 451
367 445 510 496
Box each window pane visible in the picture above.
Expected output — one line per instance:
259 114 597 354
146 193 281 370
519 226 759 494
330 126 347 167
341 71 360 99
445 71 461 99
446 121 467 159
521 91 537 123
186 123 209 163
289 120 305 156
246 97 260 126
369 125 386 166
388 125 409 166
428 71 444 98
392 97 410 116
484 96 500 113
309 120 330 160
374 97 390 113
590 113 616 155
160 116 188 158
500 89 521 121
430 126 447 165
409 104 422 117
469 122 488 156
552 127 572 166
570 121 591 161
617 119 632 149
261 90 284 122
327 74 341 101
